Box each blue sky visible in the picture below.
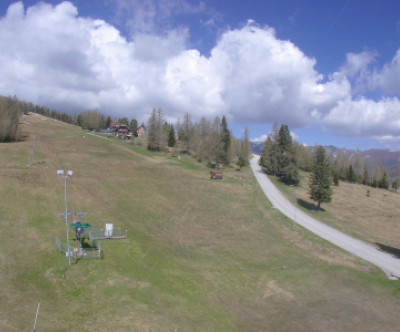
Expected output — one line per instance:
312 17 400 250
1 1 400 150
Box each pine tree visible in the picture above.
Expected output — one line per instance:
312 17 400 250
332 170 340 186
380 172 389 189
77 114 83 127
105 116 111 129
277 124 299 185
129 118 138 137
347 165 356 183
168 125 176 147
220 116 231 165
309 146 333 210
260 136 279 175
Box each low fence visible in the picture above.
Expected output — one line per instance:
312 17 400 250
55 236 101 260
88 227 128 240
55 236 69 253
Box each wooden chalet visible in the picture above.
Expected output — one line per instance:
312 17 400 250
109 123 132 140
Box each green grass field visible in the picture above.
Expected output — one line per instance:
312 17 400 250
1 113 400 331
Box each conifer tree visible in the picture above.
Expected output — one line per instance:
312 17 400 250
77 114 83 127
347 165 356 183
380 172 389 189
260 136 278 175
309 146 333 210
129 118 138 137
277 124 299 185
220 115 231 165
168 125 176 147
105 116 111 129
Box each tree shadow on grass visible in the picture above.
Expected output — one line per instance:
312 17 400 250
375 243 400 259
297 199 326 212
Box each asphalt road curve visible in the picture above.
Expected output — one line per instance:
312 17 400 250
250 155 400 280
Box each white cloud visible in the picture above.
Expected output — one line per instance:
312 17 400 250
321 97 400 142
3 3 349 125
341 51 376 79
1 2 400 148
207 22 354 127
369 49 400 94
251 130 298 144
250 134 268 143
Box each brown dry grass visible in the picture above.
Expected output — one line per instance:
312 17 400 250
279 171 400 250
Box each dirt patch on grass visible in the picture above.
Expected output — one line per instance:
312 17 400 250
261 279 294 300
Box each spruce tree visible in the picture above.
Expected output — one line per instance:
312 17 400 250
105 116 111 129
380 172 389 189
129 118 138 137
220 116 231 165
347 165 356 183
77 114 83 127
260 136 276 174
309 146 333 210
277 124 299 185
168 125 176 147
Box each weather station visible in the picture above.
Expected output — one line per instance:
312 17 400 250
55 170 102 263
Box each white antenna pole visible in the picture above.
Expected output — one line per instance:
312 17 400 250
32 302 40 332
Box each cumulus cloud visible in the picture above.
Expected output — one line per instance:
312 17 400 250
250 134 269 143
1 2 348 124
369 49 400 94
1 1 400 147
321 96 400 134
251 130 298 144
314 50 400 146
341 51 376 79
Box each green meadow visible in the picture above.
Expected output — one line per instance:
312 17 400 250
1 113 400 331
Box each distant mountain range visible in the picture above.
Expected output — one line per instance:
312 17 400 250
250 141 264 155
250 142 400 178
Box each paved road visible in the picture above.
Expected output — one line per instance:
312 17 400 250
250 155 400 279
